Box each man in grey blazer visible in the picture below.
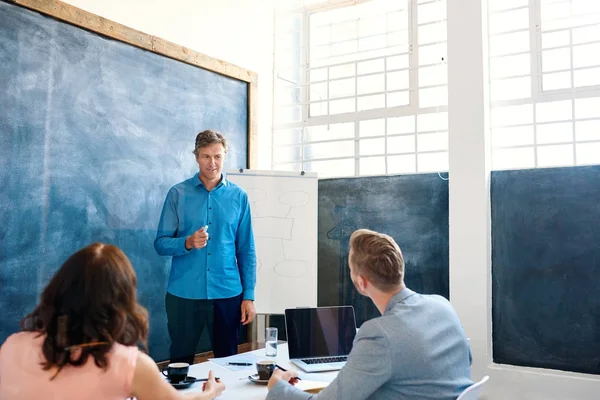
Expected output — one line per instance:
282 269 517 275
266 228 473 400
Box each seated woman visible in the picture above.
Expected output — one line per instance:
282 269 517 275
0 243 225 400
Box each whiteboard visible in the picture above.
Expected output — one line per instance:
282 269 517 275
227 169 318 315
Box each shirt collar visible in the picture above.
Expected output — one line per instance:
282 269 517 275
191 172 228 189
384 287 416 315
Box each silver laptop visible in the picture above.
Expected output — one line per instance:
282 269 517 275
284 306 357 373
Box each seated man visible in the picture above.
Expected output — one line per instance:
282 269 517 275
267 229 473 400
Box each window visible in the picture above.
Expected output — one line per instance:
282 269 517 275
273 0 448 178
489 0 600 170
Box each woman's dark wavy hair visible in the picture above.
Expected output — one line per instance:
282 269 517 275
21 243 149 378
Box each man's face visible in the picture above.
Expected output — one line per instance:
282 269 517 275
196 143 225 182
348 249 367 296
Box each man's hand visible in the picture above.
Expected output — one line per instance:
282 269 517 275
185 226 209 250
267 368 298 391
240 300 256 325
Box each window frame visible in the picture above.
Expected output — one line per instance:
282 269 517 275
273 0 450 177
488 0 600 170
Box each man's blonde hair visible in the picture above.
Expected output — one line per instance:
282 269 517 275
349 229 404 293
192 129 228 155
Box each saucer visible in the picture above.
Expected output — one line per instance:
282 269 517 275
248 374 269 385
169 376 198 389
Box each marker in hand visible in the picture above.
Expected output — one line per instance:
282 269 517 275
185 225 209 250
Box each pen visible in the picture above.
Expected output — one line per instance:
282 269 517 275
275 365 301 380
227 362 253 366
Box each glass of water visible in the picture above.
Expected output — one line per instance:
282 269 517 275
265 327 278 357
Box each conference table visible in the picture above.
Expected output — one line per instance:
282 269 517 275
172 343 338 399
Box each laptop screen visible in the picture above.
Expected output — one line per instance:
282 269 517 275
285 306 357 359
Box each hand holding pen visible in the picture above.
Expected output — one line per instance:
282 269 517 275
267 367 300 390
185 225 209 250
276 364 301 383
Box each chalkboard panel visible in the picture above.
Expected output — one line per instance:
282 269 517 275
0 1 249 361
492 166 600 375
318 174 449 325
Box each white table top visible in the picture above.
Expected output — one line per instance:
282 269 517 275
175 344 338 399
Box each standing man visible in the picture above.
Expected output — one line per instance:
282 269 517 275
154 130 256 364
266 229 472 400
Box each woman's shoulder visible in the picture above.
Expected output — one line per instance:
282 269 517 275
109 342 139 367
2 331 42 348
0 331 42 363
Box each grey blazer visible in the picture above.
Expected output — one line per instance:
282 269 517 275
266 288 473 400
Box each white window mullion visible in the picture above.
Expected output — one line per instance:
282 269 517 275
531 0 541 166
301 10 311 171
354 120 360 176
302 9 311 125
409 0 420 109
384 57 389 175
271 9 278 171
409 0 419 173
568 2 577 165
354 57 359 176
531 0 541 100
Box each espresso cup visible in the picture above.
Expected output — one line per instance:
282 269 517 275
162 362 189 383
256 360 276 380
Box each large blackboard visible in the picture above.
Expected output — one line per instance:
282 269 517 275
0 1 249 361
318 174 449 325
492 166 600 375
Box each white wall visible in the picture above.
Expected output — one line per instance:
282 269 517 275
62 0 275 169
448 0 600 399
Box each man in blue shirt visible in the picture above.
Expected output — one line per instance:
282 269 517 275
266 229 472 399
154 130 256 364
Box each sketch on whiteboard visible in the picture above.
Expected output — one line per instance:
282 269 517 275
246 189 310 278
280 190 310 216
245 188 267 208
227 169 318 314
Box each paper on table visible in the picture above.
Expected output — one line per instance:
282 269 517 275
208 353 262 372
297 372 334 382
295 380 329 393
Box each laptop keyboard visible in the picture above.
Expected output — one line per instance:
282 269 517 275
301 356 348 364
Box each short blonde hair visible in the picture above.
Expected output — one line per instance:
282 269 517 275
349 229 404 293
193 130 229 155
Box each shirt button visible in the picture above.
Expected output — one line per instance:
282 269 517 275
208 253 211 256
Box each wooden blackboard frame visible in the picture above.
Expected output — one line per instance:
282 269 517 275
9 0 258 168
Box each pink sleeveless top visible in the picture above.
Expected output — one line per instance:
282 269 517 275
0 332 138 400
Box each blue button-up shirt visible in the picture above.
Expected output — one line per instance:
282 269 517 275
154 173 256 300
